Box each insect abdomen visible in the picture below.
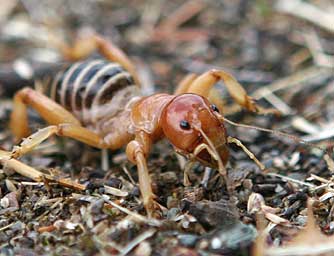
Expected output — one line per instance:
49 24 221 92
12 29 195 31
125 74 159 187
48 60 137 124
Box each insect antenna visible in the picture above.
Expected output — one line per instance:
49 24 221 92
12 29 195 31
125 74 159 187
219 116 330 155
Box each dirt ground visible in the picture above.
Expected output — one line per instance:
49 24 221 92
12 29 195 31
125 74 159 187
0 0 333 255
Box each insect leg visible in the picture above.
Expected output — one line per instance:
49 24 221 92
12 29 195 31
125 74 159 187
175 72 225 112
126 132 158 218
183 160 195 186
1 149 86 190
93 34 140 86
10 87 80 141
1 149 43 181
227 136 265 170
174 73 198 95
11 89 30 140
0 150 11 160
186 69 256 111
11 124 108 158
186 69 278 114
52 31 140 86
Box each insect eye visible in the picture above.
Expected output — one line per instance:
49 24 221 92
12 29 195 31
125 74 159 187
211 104 219 113
180 120 191 130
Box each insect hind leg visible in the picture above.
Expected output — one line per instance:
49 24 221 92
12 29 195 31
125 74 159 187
50 31 140 86
11 124 108 159
10 87 108 159
10 87 81 142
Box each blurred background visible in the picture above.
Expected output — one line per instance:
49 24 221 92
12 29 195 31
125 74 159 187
0 0 332 94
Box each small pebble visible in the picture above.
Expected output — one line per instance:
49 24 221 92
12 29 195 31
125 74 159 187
11 221 25 232
288 152 300 167
105 178 122 188
159 171 178 184
0 197 9 208
178 234 198 248
133 241 151 256
167 207 180 220
295 215 307 226
211 237 222 249
130 186 140 197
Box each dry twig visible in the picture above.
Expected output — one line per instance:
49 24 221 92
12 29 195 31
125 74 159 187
275 0 334 33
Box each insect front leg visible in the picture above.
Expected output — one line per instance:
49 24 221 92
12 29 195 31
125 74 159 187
126 131 159 218
227 136 265 170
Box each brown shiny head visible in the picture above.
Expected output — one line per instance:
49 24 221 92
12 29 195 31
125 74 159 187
161 94 229 167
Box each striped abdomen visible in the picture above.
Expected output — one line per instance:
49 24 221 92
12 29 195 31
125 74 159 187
47 60 140 128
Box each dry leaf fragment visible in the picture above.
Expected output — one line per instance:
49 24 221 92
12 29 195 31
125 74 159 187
248 193 290 225
103 185 129 197
324 154 334 173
